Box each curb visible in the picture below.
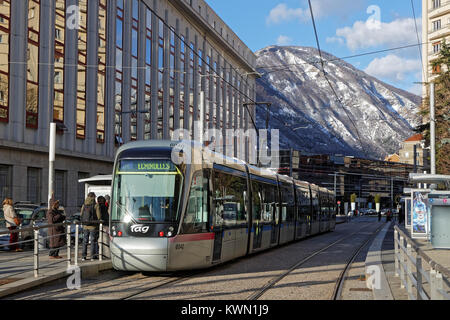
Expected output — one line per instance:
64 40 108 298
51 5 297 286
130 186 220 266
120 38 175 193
365 222 394 300
0 261 112 299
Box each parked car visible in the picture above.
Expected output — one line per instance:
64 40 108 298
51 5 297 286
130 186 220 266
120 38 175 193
20 205 66 249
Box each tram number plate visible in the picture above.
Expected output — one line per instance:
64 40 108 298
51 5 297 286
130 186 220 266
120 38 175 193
175 243 184 250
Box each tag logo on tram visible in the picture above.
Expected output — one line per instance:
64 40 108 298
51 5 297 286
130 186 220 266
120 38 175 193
130 224 150 234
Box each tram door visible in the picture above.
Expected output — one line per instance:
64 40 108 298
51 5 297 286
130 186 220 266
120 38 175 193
270 202 280 245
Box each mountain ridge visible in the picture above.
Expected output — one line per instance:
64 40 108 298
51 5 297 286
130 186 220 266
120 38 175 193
255 45 421 159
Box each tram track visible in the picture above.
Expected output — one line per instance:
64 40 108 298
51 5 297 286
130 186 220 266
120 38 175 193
331 224 384 300
246 222 382 300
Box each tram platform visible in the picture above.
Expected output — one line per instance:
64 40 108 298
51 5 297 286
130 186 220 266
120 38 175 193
0 250 111 299
368 221 450 300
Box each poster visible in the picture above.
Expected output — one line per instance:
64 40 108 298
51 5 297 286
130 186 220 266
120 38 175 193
412 192 429 239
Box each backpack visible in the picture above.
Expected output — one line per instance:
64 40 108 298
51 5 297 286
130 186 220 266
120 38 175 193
81 204 95 225
99 204 109 224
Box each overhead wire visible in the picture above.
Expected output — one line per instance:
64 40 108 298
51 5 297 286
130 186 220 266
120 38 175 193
307 0 369 158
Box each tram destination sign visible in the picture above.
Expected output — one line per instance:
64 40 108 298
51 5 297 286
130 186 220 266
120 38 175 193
119 159 177 173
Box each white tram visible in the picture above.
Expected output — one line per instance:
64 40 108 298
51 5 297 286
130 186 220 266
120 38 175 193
110 140 336 272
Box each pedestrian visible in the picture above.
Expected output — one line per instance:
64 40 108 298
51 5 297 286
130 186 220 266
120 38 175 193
80 192 101 261
2 198 22 252
47 199 66 259
97 195 110 259
105 195 110 212
378 210 381 222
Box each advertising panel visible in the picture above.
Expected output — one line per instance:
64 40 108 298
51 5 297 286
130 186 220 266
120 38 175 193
411 191 430 239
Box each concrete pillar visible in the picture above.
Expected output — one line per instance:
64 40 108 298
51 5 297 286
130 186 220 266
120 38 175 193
86 0 99 155
105 0 117 158
64 0 77 152
121 0 132 143
136 0 146 141
8 0 27 143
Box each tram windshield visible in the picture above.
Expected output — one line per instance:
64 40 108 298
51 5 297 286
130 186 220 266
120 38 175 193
112 159 184 223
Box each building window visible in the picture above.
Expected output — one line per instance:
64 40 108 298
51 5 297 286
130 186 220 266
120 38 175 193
76 0 88 139
433 20 441 31
27 168 41 204
144 6 152 140
131 0 139 141
432 64 441 74
158 18 164 139
0 165 12 200
432 0 441 9
55 170 67 206
0 0 10 122
97 0 107 143
115 0 124 142
26 0 40 129
180 35 186 132
54 0 65 126
433 42 441 54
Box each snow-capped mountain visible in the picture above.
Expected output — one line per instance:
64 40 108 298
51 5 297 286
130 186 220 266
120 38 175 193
255 46 421 159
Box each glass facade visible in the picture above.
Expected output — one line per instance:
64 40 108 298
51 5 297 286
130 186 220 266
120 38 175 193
53 0 65 124
76 0 87 139
0 0 10 122
97 0 107 143
144 7 152 140
115 0 124 140
0 0 255 155
26 0 40 128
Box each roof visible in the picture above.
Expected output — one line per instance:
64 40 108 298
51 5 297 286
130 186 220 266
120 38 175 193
384 154 400 162
404 134 424 142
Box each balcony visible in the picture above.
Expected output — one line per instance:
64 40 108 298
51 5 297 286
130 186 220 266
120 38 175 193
428 24 450 40
428 1 450 19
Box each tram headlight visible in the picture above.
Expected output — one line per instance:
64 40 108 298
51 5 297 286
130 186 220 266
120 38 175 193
167 226 174 237
123 215 132 224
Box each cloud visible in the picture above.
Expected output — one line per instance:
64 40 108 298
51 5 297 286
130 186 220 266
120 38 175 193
266 0 364 25
276 35 293 45
330 18 422 51
364 54 421 82
266 4 308 25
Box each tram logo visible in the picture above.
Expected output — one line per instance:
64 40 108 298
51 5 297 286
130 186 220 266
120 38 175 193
130 224 150 234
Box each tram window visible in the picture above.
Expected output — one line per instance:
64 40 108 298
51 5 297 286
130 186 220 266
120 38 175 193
251 181 262 221
181 171 208 234
261 183 276 222
281 185 295 222
311 191 319 221
297 189 310 223
212 170 247 227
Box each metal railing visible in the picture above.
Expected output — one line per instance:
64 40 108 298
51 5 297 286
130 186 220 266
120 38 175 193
0 220 110 278
394 225 450 300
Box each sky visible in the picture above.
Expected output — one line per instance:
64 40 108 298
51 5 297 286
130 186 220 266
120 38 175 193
207 0 424 95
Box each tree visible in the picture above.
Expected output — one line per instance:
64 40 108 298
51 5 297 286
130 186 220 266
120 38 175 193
419 40 450 174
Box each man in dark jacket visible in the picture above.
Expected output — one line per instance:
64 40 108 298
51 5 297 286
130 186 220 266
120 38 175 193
47 200 66 259
81 192 101 261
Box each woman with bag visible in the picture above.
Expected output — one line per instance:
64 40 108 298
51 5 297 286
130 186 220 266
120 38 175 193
2 198 22 252
47 199 66 259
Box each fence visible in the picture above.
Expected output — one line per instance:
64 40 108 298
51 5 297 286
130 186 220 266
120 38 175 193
0 219 109 278
394 225 450 300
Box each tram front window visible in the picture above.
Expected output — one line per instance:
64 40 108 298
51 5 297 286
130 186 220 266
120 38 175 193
112 159 183 223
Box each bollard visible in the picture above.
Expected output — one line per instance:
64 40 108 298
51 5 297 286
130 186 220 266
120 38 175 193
99 223 103 261
66 225 71 268
406 243 413 299
34 229 39 278
75 224 79 266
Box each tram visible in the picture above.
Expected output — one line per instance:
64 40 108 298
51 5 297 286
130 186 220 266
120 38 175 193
109 140 336 272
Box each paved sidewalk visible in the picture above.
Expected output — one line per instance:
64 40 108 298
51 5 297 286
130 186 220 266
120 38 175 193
0 246 112 298
380 222 450 300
